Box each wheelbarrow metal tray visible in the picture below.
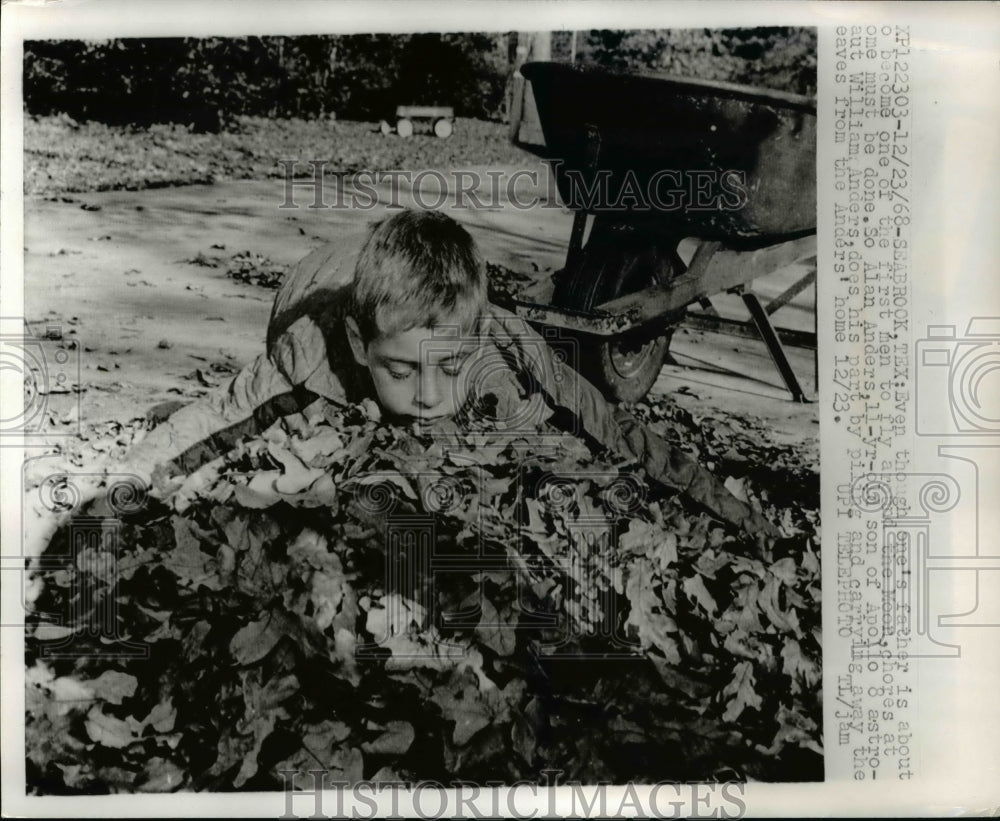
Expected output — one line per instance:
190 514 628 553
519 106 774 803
519 62 816 239
507 234 818 337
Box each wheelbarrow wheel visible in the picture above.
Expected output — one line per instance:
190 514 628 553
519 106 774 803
552 229 679 403
433 118 453 138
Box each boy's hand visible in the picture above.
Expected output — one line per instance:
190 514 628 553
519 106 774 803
745 506 782 552
150 462 186 501
745 504 781 540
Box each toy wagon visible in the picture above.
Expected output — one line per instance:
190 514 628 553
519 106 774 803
380 105 455 138
507 62 817 403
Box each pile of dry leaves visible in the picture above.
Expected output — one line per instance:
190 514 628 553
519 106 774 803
26 392 821 792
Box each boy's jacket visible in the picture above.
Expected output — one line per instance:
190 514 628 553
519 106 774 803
125 230 776 539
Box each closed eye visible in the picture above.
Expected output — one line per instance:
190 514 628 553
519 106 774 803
440 353 473 377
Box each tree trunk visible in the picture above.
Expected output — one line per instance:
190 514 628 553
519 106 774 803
531 31 551 61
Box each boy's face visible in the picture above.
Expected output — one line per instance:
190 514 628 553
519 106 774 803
346 318 482 424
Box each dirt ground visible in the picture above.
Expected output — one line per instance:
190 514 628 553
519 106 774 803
23 172 818 465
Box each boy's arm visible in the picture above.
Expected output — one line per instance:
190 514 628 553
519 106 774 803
484 309 779 539
126 310 346 487
25 321 332 559
610 406 779 539
119 230 358 488
28 242 352 557
24 351 317 559
123 351 317 487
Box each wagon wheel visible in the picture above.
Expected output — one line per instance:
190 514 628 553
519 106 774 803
552 225 683 403
379 119 392 136
433 118 453 138
396 118 414 138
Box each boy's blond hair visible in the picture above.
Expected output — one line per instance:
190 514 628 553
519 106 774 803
349 210 486 343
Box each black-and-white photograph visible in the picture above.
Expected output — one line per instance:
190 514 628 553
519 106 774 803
17 23 821 796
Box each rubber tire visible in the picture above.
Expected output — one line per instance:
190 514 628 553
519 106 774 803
433 118 453 138
552 230 678 403
396 118 414 138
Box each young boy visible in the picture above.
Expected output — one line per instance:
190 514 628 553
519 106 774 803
31 210 776 547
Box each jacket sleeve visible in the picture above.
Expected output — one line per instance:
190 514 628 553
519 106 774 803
484 308 779 539
123 351 316 484
610 407 779 539
120 238 361 490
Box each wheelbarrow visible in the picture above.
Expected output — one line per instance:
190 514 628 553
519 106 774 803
507 61 817 403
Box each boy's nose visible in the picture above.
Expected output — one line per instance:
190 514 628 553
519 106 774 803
415 370 441 409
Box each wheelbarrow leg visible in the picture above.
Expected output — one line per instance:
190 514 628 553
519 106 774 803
741 291 809 403
764 267 816 316
566 210 590 273
564 124 603 273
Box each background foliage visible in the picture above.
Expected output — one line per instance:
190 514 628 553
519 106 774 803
24 29 816 129
23 114 527 196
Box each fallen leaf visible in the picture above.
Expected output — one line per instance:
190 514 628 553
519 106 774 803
304 719 352 750
233 713 276 788
34 623 76 641
721 660 764 722
291 430 344 464
230 611 288 666
682 575 717 616
510 696 544 765
136 757 185 792
85 705 136 748
143 698 177 733
361 720 415 755
85 670 138 705
723 475 749 502
49 675 96 713
474 597 518 656
161 516 211 586
371 766 401 783
780 637 818 693
431 681 492 746
769 557 798 587
234 471 283 508
619 519 657 556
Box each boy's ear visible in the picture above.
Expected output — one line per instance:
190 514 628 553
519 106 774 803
344 316 369 367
